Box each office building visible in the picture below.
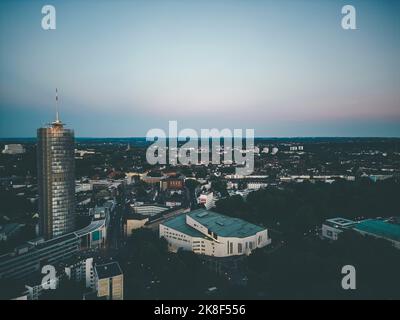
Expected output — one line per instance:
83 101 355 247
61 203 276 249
37 109 75 239
131 204 169 217
0 218 108 281
0 233 80 281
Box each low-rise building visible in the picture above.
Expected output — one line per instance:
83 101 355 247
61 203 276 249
131 204 168 217
0 217 108 281
322 217 400 249
0 223 24 241
321 218 357 241
0 233 80 281
124 215 149 237
94 262 123 300
160 177 184 191
160 209 271 257
89 200 116 220
64 257 94 289
2 144 25 155
353 219 400 249
4 256 110 300
197 192 215 210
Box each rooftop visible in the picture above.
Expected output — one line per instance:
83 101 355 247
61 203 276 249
325 217 356 228
188 209 266 238
74 219 105 237
354 219 400 242
163 214 208 239
36 232 79 249
0 223 23 235
95 262 123 279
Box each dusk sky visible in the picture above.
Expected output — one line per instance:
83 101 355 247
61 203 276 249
0 0 399 137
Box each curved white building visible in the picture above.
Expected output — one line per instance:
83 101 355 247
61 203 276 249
160 209 271 257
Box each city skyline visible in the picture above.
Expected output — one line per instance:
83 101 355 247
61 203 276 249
1 0 400 138
1 0 400 303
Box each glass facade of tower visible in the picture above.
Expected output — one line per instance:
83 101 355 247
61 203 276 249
37 123 75 239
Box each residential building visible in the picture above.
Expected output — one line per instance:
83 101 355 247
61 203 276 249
94 262 123 300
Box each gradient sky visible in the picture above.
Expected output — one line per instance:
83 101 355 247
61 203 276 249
0 0 399 137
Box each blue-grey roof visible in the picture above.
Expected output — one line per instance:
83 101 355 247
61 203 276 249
95 262 123 279
188 209 265 238
162 214 207 239
354 219 400 242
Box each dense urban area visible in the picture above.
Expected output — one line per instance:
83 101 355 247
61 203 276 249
1 137 400 299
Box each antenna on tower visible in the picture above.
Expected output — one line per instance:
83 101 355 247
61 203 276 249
55 88 59 123
51 88 63 126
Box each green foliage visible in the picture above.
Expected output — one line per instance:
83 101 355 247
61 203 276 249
246 231 400 299
115 229 227 299
215 179 400 236
214 195 248 219
210 178 228 196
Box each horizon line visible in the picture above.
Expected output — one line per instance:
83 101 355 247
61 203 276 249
1 136 400 140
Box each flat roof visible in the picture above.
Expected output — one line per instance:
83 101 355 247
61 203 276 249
325 218 356 227
37 232 78 248
75 219 105 237
188 209 265 238
95 262 123 279
0 233 79 264
354 219 400 242
162 214 208 239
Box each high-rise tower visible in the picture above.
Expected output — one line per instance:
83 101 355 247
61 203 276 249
37 89 75 239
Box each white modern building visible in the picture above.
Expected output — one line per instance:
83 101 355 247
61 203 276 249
131 204 168 217
197 192 215 210
247 181 268 190
321 218 357 241
159 209 271 257
2 144 25 155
